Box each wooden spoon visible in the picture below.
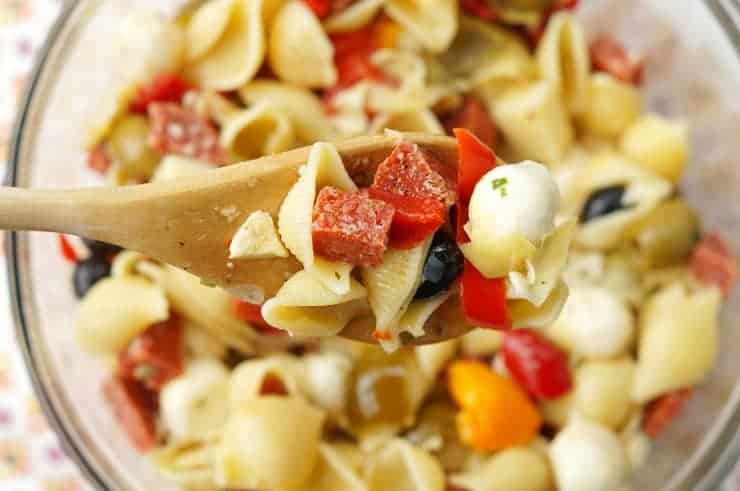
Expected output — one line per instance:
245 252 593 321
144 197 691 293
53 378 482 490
1 133 474 345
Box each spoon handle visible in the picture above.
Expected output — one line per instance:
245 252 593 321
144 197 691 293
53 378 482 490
0 187 93 234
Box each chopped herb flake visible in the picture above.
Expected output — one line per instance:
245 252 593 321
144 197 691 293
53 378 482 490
492 177 508 197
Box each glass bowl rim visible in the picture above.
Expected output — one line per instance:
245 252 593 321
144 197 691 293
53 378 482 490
5 0 740 490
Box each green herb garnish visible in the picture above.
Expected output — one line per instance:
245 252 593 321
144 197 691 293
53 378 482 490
492 177 508 197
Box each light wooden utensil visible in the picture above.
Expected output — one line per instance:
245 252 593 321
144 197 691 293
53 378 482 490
1 133 474 344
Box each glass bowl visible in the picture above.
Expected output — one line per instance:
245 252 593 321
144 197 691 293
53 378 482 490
6 0 740 489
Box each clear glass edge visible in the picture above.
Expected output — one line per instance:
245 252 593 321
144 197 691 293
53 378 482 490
4 1 740 490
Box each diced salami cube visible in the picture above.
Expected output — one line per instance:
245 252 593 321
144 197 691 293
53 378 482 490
118 316 185 391
367 188 445 249
312 187 394 267
443 96 497 149
589 36 644 85
148 102 228 164
87 144 112 174
690 233 737 297
372 141 454 206
642 388 693 438
103 376 158 452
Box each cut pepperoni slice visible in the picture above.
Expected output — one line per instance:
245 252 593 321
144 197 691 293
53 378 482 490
148 102 228 164
130 73 192 114
118 316 184 391
643 388 693 438
87 144 112 174
690 233 737 297
443 96 497 149
312 187 394 266
372 141 453 205
103 376 158 452
589 36 644 85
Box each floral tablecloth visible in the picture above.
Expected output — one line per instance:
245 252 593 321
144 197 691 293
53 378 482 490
0 1 739 490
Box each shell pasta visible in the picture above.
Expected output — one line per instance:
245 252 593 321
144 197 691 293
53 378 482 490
77 3 735 491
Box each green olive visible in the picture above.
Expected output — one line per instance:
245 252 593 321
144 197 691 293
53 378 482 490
108 114 161 182
629 199 699 269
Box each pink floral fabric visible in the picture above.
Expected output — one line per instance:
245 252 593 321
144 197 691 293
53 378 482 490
0 1 738 491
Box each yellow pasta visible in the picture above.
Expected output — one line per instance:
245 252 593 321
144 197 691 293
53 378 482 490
508 279 569 328
239 79 337 142
580 73 642 139
540 392 574 429
186 0 283 90
366 438 445 491
325 0 384 33
261 270 369 336
269 2 337 88
384 0 457 53
220 101 296 160
138 263 257 355
414 337 458 381
303 443 368 491
76 276 169 355
450 447 553 491
185 0 233 61
493 80 574 165
361 239 433 349
150 439 218 490
278 142 357 294
574 357 635 430
459 329 503 356
215 396 325 490
159 358 231 442
370 109 445 136
229 354 304 408
507 220 576 308
632 283 720 403
620 114 689 184
536 12 590 115
118 11 186 84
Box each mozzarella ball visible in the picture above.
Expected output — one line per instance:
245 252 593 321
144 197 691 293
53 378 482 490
550 418 628 491
468 161 560 244
554 285 635 358
160 358 230 442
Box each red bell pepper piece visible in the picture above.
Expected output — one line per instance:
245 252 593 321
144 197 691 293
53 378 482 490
459 0 498 21
367 188 446 250
460 260 509 329
118 316 185 391
303 0 331 18
502 328 572 400
453 128 497 242
453 128 509 329
58 234 78 263
130 72 192 114
233 299 285 335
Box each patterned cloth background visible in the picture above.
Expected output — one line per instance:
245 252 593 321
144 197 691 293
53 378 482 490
0 1 738 490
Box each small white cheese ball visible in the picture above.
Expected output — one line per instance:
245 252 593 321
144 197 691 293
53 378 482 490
160 358 230 442
550 418 628 491
554 285 635 358
468 161 560 244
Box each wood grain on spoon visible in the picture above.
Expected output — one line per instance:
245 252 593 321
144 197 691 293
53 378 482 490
0 133 470 345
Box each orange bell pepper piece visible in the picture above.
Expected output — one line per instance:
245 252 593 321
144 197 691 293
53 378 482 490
448 360 542 451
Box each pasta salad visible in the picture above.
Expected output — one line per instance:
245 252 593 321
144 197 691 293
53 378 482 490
59 0 738 490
